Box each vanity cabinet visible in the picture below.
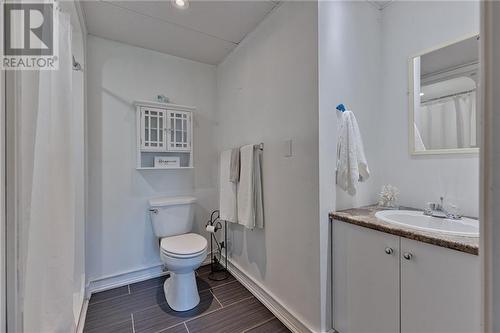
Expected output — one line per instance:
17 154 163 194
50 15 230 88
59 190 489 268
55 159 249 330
334 222 400 333
333 221 480 333
400 238 480 333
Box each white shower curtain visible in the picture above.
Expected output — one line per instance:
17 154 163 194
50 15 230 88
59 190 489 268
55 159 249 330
419 92 476 149
20 12 77 332
454 92 477 148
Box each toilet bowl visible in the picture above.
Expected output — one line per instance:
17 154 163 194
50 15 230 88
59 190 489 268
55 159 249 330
148 195 208 311
159 233 207 311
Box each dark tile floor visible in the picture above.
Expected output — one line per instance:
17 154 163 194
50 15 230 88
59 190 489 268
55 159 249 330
84 265 291 333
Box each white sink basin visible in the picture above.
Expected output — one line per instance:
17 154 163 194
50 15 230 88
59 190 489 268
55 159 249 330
375 210 479 237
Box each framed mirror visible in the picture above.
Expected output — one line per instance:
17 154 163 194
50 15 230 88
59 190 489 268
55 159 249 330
409 34 480 155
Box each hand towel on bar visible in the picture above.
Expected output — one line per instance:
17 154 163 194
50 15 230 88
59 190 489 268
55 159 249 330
219 149 238 223
237 144 264 229
229 148 240 183
336 110 370 195
253 146 264 229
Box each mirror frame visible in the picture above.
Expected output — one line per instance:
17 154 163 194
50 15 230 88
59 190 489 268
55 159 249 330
408 33 480 156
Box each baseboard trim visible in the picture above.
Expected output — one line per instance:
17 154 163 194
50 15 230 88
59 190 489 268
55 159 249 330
86 254 213 297
76 298 89 333
86 264 167 296
224 258 315 333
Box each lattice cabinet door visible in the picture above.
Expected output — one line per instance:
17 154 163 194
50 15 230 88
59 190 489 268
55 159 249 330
140 107 167 151
167 110 191 151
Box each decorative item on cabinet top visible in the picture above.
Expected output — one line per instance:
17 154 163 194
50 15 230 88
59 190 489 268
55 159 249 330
134 100 195 170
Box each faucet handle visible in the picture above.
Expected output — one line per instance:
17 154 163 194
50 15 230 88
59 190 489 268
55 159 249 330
445 203 462 220
424 202 434 215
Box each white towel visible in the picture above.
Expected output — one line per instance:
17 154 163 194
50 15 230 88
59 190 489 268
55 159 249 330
253 147 264 229
336 110 370 195
237 144 264 229
219 150 238 223
229 148 240 183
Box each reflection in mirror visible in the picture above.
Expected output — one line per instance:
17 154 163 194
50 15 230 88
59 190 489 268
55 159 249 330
410 35 479 154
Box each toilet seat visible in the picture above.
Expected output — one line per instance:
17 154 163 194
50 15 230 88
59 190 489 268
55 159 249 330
161 233 207 259
161 248 206 259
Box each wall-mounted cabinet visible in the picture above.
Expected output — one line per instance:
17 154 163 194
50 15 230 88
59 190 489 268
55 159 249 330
134 100 194 170
333 221 480 333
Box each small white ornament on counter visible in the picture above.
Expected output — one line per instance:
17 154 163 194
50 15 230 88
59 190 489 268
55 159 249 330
378 184 400 209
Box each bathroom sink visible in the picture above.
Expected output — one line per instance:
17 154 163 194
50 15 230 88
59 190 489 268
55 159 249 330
375 210 479 237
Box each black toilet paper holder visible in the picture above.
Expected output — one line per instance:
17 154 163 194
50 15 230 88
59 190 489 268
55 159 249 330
205 210 229 281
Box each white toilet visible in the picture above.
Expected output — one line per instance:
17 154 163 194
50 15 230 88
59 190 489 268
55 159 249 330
149 196 208 311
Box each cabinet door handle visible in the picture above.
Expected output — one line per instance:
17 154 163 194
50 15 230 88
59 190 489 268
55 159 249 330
403 252 413 260
384 247 394 255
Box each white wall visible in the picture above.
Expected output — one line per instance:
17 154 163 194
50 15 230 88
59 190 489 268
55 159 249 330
59 0 87 323
319 1 383 211
216 2 322 331
491 3 500 330
319 1 480 218
86 36 218 283
380 1 480 217
0 45 5 333
72 26 86 328
318 1 382 329
483 2 500 331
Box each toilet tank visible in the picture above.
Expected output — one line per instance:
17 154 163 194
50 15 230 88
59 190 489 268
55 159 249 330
149 196 197 238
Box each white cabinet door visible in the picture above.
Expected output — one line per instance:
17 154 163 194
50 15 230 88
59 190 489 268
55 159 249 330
400 238 480 333
167 110 191 151
140 107 166 151
334 222 400 333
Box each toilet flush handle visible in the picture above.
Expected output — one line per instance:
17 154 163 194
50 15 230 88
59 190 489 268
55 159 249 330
149 208 159 214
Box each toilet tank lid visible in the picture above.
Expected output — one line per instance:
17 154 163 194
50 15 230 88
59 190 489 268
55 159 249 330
149 196 197 207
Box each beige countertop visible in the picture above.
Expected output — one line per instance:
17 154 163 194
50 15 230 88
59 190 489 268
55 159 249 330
329 205 479 255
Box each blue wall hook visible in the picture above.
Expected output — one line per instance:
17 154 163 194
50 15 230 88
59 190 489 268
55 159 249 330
336 104 346 112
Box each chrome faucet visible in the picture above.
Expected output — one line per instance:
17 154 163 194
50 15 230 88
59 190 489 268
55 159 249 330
424 197 462 220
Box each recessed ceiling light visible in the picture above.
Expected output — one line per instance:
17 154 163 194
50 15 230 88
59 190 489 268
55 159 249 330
172 0 189 9
420 92 425 96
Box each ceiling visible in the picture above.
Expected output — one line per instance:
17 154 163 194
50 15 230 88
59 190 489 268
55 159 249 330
421 36 479 77
368 0 394 10
81 0 280 65
421 76 476 102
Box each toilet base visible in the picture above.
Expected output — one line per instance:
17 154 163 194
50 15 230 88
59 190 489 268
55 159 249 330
164 271 200 311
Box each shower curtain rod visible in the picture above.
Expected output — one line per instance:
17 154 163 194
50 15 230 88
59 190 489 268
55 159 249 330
421 88 476 104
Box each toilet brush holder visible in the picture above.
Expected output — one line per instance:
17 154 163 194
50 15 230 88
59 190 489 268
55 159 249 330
205 210 229 281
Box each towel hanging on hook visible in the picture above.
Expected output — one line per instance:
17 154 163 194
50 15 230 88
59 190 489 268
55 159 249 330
336 104 346 112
